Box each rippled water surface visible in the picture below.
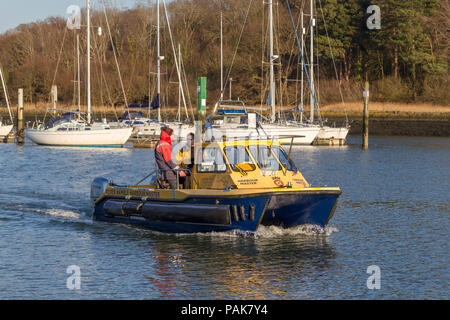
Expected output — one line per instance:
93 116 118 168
0 136 448 299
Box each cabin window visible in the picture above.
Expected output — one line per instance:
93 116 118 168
224 116 240 124
196 145 227 173
224 146 256 172
271 146 298 172
248 145 280 171
248 145 298 172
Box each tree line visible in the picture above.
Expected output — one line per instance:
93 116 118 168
0 0 447 117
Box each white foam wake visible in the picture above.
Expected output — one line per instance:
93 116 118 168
254 224 339 238
37 208 81 220
174 224 339 239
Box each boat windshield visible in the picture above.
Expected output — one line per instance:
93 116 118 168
196 145 227 173
46 118 72 129
272 146 298 172
45 112 78 129
248 145 297 172
224 146 256 172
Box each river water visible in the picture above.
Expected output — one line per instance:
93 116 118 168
0 136 448 299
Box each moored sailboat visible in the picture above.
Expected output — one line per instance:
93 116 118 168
25 0 132 147
208 99 319 145
26 111 132 147
0 66 13 138
288 0 350 144
207 2 320 145
0 123 13 137
122 0 195 145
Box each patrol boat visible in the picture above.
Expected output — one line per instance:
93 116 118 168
91 138 341 233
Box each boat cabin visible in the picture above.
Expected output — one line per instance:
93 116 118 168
209 100 266 129
157 138 309 190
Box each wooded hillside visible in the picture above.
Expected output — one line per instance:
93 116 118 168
0 0 448 116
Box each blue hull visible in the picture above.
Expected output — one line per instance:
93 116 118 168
93 190 340 233
262 191 340 228
93 195 271 234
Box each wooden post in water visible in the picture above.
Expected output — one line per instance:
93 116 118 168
362 81 369 149
51 85 57 116
17 88 24 145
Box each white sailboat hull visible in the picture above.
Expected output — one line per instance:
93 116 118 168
316 127 349 140
263 125 321 144
133 122 195 143
25 127 133 147
0 124 13 137
206 125 320 145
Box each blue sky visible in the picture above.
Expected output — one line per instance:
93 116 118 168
0 0 146 33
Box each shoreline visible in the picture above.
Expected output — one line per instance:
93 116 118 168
1 102 449 137
333 117 449 137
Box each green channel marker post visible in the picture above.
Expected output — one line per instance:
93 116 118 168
197 77 207 116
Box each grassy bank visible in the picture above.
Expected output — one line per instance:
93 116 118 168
319 102 450 137
320 102 450 119
2 101 448 117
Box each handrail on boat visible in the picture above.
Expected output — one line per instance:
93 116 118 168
156 168 199 190
133 168 199 190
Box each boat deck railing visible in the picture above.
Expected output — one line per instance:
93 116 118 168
133 168 199 190
157 168 199 190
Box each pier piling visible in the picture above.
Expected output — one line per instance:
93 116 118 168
17 88 24 145
362 81 369 149
51 85 57 116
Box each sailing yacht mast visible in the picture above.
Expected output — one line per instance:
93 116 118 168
0 67 13 123
269 0 276 123
300 10 304 124
87 0 92 124
177 43 181 122
77 33 81 112
220 10 224 100
24 0 133 147
156 0 161 122
309 0 315 123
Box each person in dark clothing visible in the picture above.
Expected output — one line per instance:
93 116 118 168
155 127 185 189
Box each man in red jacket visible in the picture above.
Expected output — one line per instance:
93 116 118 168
155 127 185 189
